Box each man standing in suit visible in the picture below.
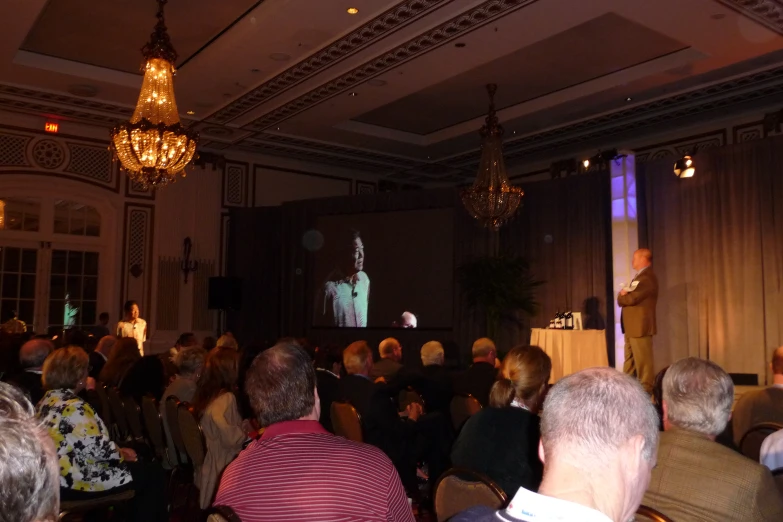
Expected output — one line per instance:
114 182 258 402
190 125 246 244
618 248 658 394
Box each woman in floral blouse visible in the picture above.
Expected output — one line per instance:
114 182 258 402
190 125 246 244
38 346 167 521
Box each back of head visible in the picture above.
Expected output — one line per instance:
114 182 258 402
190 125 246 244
246 343 316 427
420 341 444 367
379 337 400 359
99 337 140 386
42 346 89 391
472 337 496 360
662 357 733 437
193 347 239 413
216 334 238 351
174 346 207 378
772 346 783 376
343 341 372 375
489 345 551 409
541 367 659 470
18 339 54 370
176 332 197 348
95 335 117 356
314 343 344 371
0 382 59 522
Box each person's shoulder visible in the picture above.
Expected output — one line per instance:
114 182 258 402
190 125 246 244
356 271 369 282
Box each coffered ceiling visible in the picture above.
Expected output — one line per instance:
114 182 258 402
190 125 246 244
2 0 783 183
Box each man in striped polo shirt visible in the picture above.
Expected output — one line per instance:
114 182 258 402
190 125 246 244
213 341 414 522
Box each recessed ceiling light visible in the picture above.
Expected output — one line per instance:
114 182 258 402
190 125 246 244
347 7 359 14
269 53 291 61
625 97 632 102
367 79 387 87
455 42 466 48
186 110 195 115
349 92 358 97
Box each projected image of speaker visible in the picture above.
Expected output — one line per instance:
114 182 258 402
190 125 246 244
208 277 243 311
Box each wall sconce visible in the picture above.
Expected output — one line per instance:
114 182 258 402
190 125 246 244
181 237 198 283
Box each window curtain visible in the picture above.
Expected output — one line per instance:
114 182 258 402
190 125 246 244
637 136 783 383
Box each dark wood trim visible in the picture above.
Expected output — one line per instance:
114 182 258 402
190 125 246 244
218 212 230 277
509 168 549 181
354 180 377 194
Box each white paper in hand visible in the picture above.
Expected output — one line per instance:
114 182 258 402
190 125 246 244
621 281 640 292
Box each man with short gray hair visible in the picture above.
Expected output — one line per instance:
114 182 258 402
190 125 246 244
643 357 783 521
453 337 498 406
4 339 53 405
453 367 659 522
371 337 403 381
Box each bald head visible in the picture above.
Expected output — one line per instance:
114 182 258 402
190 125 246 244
472 337 496 364
772 346 783 376
19 340 54 370
379 338 402 362
632 249 652 271
344 341 373 376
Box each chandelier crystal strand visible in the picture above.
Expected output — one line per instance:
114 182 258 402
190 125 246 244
110 0 198 189
461 84 523 230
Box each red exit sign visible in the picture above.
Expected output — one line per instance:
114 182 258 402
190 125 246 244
44 122 59 133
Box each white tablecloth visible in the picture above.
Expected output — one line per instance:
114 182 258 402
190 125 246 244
530 328 609 383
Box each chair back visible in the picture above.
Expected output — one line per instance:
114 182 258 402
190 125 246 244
59 489 135 521
772 468 783 497
330 402 363 442
94 384 112 427
106 387 129 440
399 387 425 412
739 422 783 462
84 389 104 422
434 468 507 522
450 394 482 431
207 505 242 522
178 401 207 468
141 396 168 463
165 395 188 465
635 504 675 522
121 393 145 442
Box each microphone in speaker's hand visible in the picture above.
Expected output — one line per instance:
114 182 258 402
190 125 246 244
352 292 358 298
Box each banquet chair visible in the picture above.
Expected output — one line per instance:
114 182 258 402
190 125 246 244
58 490 135 521
121 392 146 444
331 402 363 443
739 422 783 462
177 401 207 470
433 467 507 522
635 504 674 522
450 394 482 432
772 468 783 497
141 395 170 465
207 505 242 522
165 395 189 466
106 386 130 441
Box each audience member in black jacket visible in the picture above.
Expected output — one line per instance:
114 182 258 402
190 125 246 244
452 344 551 497
314 343 344 433
453 338 498 406
4 338 53 405
411 341 453 415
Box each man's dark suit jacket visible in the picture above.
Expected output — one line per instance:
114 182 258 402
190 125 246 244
316 369 340 433
338 374 414 466
88 351 107 380
453 361 498 407
618 266 659 338
413 364 454 414
370 358 403 382
6 370 45 405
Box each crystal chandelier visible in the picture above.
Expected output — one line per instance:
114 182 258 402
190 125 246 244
110 0 198 189
461 84 523 230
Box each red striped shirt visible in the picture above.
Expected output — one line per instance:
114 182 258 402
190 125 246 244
214 420 414 522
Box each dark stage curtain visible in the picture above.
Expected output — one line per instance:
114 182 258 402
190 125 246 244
227 174 612 367
637 136 783 382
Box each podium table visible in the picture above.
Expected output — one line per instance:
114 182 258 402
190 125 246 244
530 328 609 383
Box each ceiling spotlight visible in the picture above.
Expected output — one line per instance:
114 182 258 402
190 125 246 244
674 155 695 178
347 7 359 14
186 110 195 115
625 97 633 102
349 92 358 97
582 158 590 169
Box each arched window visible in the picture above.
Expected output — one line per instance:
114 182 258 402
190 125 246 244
0 197 41 231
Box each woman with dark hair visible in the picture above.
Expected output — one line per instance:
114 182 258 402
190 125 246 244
192 347 249 508
116 300 147 355
98 337 141 388
451 345 551 497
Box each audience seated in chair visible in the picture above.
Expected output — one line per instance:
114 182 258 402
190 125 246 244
161 345 206 466
214 342 414 521
98 337 141 388
452 345 550 497
192 346 250 509
88 335 115 380
370 337 403 382
0 381 60 522
3 338 53 405
412 341 454 416
450 367 659 522
169 332 198 363
643 357 783 521
37 346 167 522
120 354 167 404
314 343 343 433
732 346 783 446
453 338 498 407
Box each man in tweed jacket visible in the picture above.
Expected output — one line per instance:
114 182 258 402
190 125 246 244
643 357 783 521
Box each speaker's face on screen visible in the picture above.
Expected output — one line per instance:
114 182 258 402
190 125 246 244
352 236 365 273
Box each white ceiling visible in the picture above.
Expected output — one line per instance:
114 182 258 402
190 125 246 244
2 0 783 182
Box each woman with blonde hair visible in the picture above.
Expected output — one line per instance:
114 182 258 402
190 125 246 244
192 347 249 508
451 345 551 496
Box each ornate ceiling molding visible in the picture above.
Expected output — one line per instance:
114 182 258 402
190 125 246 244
0 96 123 127
0 84 134 116
208 0 450 124
715 0 783 34
254 134 420 168
243 0 540 132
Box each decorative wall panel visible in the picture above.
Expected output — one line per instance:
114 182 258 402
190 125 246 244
0 133 31 166
635 131 726 163
121 204 154 326
156 257 180 331
222 161 248 208
192 259 215 331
